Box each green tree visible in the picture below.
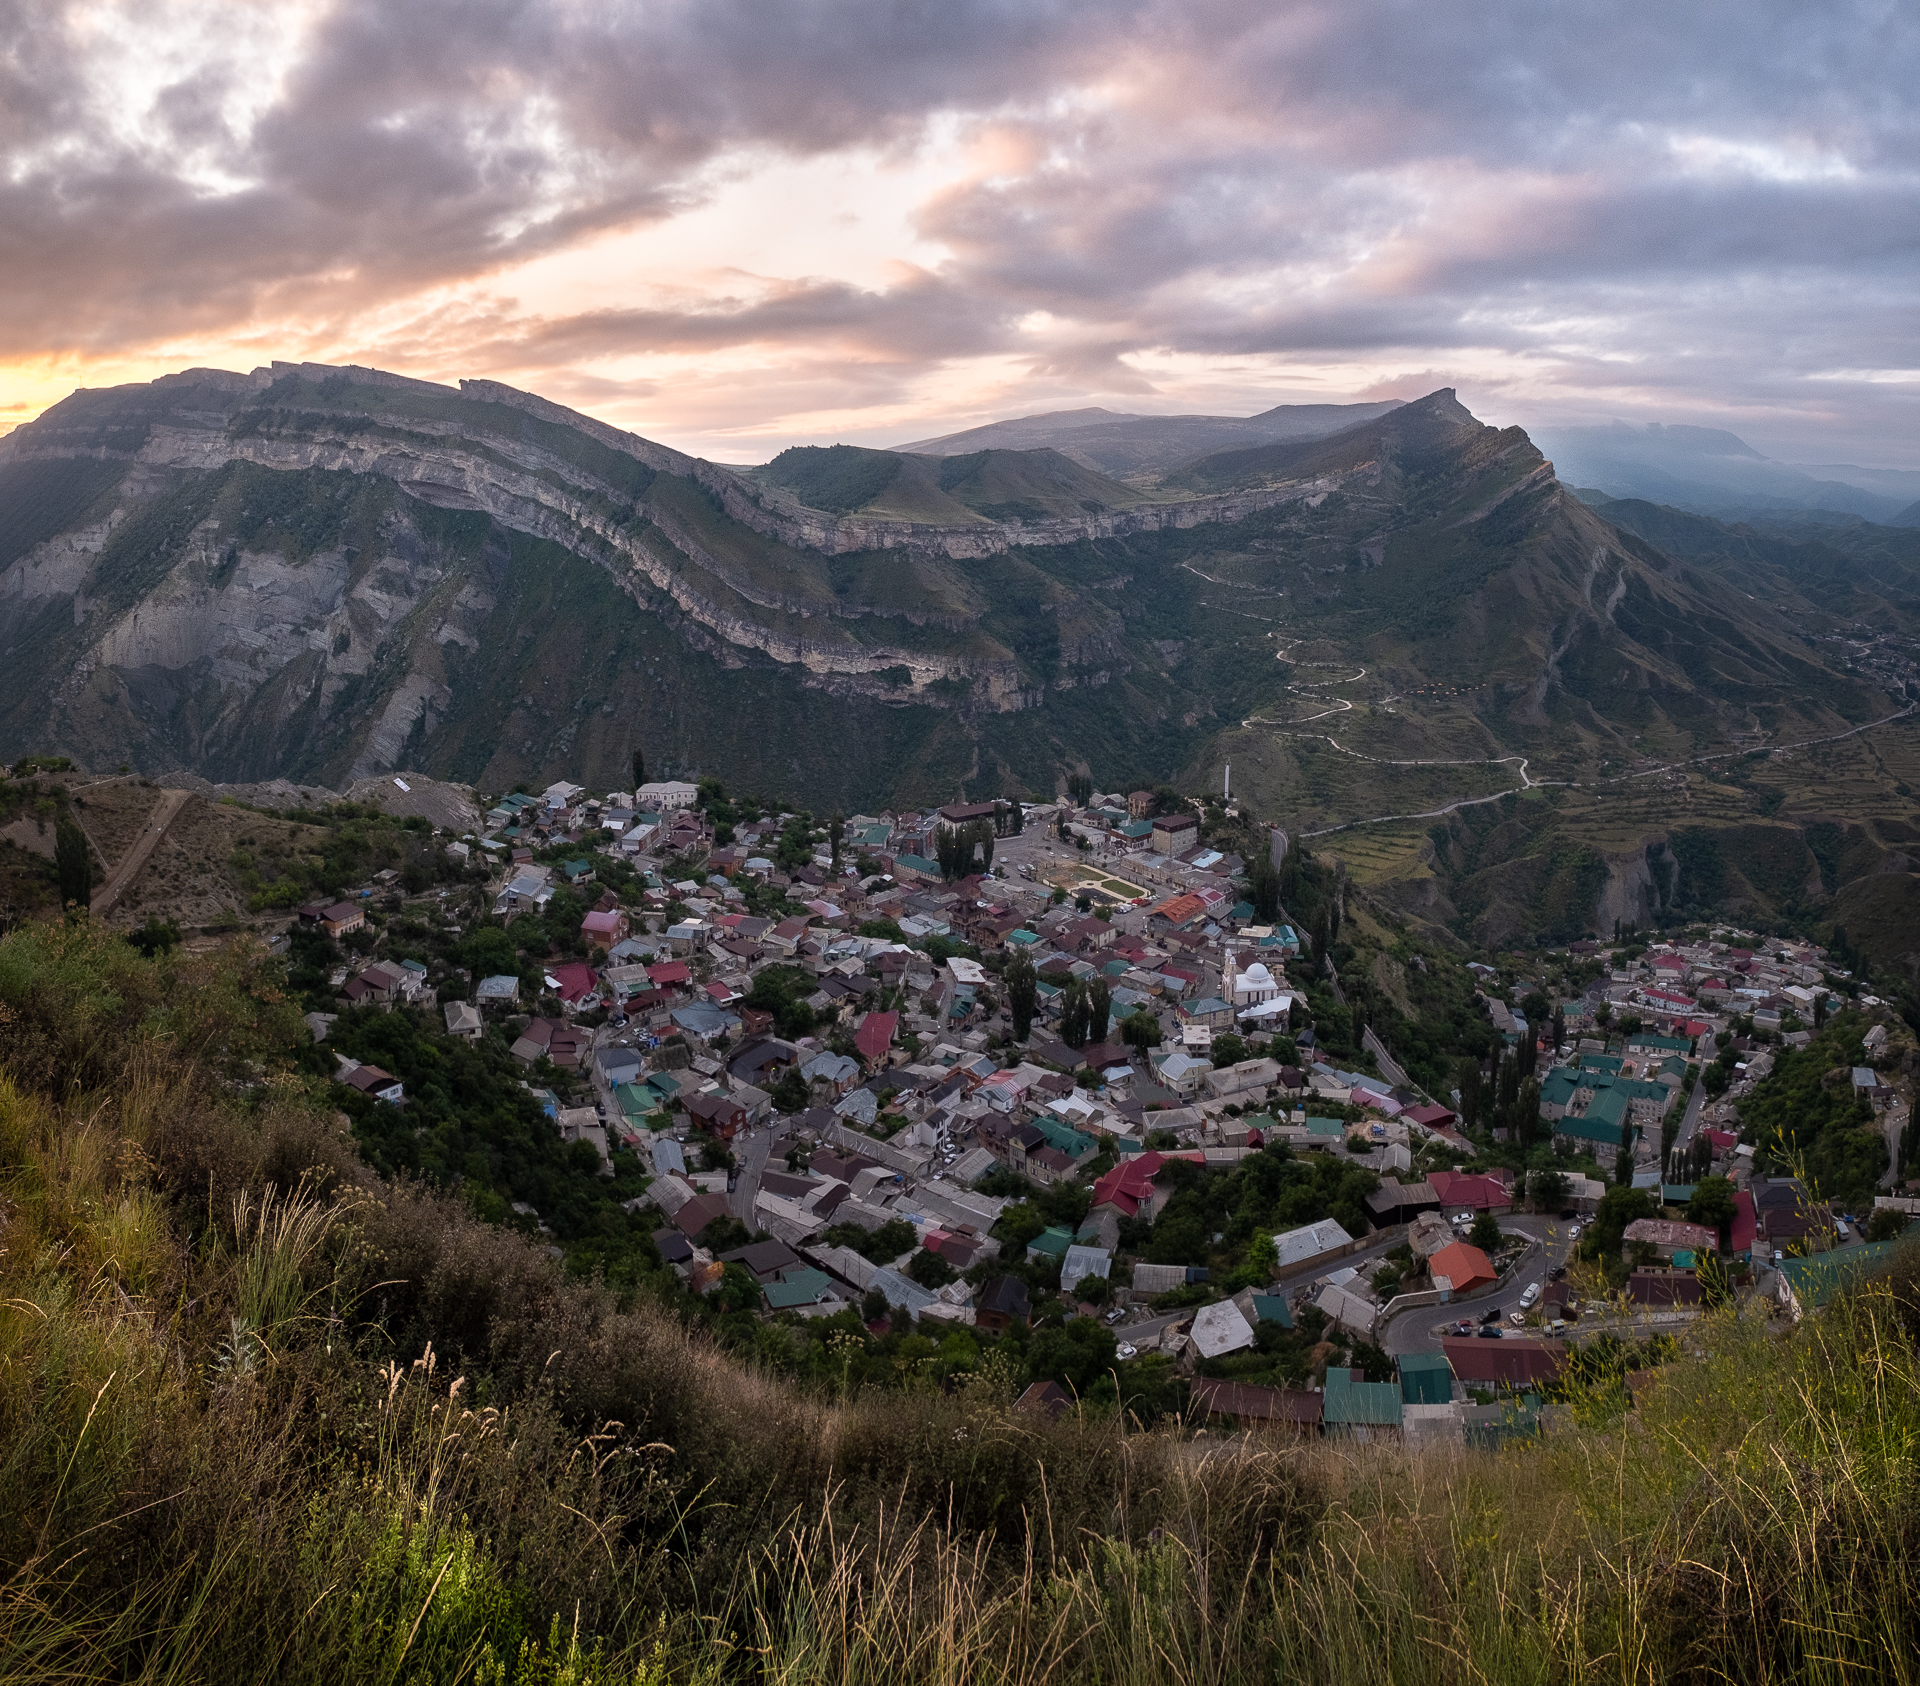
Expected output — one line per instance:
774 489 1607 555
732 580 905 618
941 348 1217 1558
1073 1273 1109 1305
1004 952 1037 1041
1248 850 1280 922
906 1248 957 1288
1059 982 1089 1049
54 817 93 910
1469 1212 1503 1252
1685 1176 1738 1244
630 747 646 789
828 812 845 869
1120 1008 1162 1049
1086 978 1112 1045
1529 1168 1570 1213
1867 1205 1908 1242
126 916 182 958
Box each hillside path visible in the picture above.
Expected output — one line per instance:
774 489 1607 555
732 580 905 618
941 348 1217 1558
91 789 189 918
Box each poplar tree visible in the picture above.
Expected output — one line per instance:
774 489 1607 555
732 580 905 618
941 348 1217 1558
55 817 93 912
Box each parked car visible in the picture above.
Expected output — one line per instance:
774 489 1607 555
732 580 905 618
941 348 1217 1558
1510 1310 1526 1327
1454 1211 1473 1226
1454 1320 1474 1336
1549 1265 1567 1281
1519 1282 1542 1308
1480 1307 1502 1324
1115 1343 1137 1360
1478 1326 1503 1338
1568 1223 1582 1240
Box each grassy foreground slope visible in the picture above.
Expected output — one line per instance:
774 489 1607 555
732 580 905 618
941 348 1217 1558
5 921 1920 1684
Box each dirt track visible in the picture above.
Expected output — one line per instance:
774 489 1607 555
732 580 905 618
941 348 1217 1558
91 789 190 918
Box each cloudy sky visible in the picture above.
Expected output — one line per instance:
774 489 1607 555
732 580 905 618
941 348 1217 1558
2 0 1915 463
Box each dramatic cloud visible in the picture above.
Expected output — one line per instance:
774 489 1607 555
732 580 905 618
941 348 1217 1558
1 0 1915 461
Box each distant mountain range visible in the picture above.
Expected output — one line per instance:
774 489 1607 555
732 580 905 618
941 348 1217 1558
3 364 1916 948
891 401 1405 479
1532 421 1920 524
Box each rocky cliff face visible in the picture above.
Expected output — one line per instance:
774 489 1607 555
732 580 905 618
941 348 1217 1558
6 365 1903 849
0 362 1281 799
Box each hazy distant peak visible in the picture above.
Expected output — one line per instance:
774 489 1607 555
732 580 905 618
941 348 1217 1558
888 397 1406 479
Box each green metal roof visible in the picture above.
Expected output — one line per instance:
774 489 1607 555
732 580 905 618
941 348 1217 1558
763 1268 837 1309
1777 1241 1911 1309
1031 1117 1098 1159
1397 1351 1453 1405
1250 1293 1293 1329
1026 1226 1075 1260
1323 1367 1404 1427
1555 1112 1627 1148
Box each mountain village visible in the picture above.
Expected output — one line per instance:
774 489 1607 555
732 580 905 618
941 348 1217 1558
298 771 1918 1441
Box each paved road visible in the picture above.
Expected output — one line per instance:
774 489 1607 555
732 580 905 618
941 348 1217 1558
1673 1031 1714 1158
729 1122 774 1223
90 788 189 918
1362 1026 1413 1092
1378 1214 1580 1355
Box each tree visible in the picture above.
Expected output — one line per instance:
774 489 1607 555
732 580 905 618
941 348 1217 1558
1066 772 1094 807
1073 1273 1109 1305
906 1248 957 1288
126 916 182 958
1120 1008 1162 1049
54 817 92 911
1005 953 1037 1041
1469 1213 1503 1253
630 747 646 789
1615 1144 1634 1184
770 1070 808 1114
1529 1168 1570 1214
1247 850 1281 922
1685 1176 1737 1244
1060 982 1089 1049
828 811 845 869
1456 1057 1484 1131
1006 797 1023 837
1086 978 1112 1045
1867 1206 1908 1242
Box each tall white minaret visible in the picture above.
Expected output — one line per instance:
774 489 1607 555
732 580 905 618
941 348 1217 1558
1224 762 1231 803
1223 947 1239 1005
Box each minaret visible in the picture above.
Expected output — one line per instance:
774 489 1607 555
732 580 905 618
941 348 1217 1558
1224 762 1231 804
1223 947 1238 1005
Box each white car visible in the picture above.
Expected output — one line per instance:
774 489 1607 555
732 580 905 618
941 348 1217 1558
1116 1343 1137 1360
1568 1223 1582 1240
1519 1282 1541 1309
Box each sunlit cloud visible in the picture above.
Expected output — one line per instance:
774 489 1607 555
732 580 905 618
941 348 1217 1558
0 0 1913 464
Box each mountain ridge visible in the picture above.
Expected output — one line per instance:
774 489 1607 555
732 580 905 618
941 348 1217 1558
2 365 1913 874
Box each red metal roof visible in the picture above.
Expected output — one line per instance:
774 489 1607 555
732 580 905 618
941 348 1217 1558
1429 1170 1511 1210
1440 1335 1566 1387
855 1010 898 1064
549 962 600 1003
1429 1240 1497 1293
1729 1190 1756 1254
